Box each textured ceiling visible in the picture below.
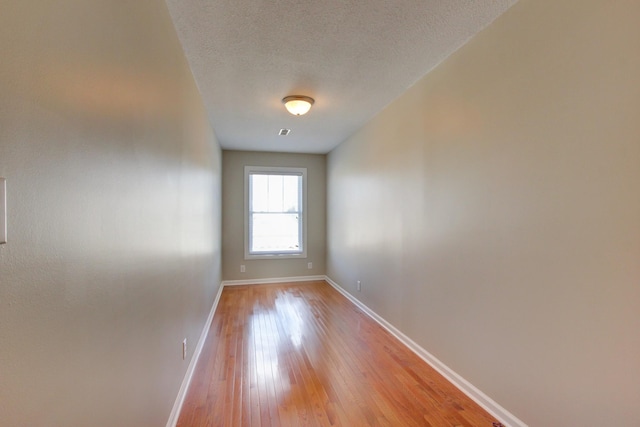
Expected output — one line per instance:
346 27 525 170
165 0 516 154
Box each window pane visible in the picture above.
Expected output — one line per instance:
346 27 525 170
264 175 280 212
251 174 269 212
282 175 300 212
251 213 300 253
250 173 301 214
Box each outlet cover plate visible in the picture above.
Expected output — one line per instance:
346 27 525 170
0 178 6 244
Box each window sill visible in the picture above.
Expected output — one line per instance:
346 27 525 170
244 253 307 260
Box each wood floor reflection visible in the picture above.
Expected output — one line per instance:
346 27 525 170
177 280 499 426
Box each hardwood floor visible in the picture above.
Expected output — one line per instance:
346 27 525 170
177 281 501 426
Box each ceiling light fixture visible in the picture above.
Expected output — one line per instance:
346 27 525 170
282 95 314 116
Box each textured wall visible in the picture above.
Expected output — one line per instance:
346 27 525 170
327 0 640 425
222 151 326 281
0 1 221 426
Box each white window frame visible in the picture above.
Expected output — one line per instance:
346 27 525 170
244 166 307 260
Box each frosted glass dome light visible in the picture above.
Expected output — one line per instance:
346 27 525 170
282 95 314 116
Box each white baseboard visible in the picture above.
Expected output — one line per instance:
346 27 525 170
324 276 527 427
222 275 325 287
166 282 225 427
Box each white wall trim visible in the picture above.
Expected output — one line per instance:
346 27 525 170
324 276 527 427
166 282 224 427
222 275 325 287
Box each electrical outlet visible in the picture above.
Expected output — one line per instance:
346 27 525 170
307 262 313 269
357 280 361 291
240 264 246 273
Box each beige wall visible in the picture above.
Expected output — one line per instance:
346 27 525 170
222 151 325 281
327 0 640 425
0 1 221 426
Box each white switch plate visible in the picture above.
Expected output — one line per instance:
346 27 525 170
0 178 6 244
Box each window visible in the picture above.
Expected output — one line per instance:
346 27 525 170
245 166 307 259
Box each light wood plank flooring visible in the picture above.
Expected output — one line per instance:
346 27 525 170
177 280 501 426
